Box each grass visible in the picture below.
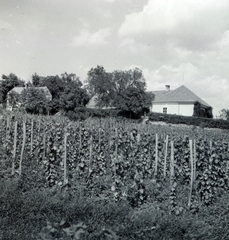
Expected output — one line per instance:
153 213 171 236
0 172 229 240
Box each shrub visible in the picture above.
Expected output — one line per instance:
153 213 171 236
148 112 229 129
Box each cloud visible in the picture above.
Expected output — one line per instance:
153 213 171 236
118 0 229 51
71 28 110 47
0 19 12 30
103 0 115 2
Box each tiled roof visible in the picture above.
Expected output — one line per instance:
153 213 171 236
152 85 211 107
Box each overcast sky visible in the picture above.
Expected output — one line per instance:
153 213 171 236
1 0 229 116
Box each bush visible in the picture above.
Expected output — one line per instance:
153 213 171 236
148 112 229 129
65 108 145 121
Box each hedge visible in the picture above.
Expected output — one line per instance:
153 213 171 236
148 112 229 129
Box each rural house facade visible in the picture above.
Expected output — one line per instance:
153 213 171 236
7 86 52 110
151 85 212 117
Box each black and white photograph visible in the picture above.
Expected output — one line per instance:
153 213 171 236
0 0 229 239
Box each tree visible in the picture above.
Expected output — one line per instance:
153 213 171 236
40 75 64 99
7 91 22 110
20 87 50 114
87 66 154 117
0 73 24 106
36 73 89 114
219 109 229 120
87 66 113 105
32 73 41 86
59 78 89 112
193 101 213 118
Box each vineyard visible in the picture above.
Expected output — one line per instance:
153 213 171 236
1 113 229 239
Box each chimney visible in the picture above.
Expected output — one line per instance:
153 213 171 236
165 85 170 91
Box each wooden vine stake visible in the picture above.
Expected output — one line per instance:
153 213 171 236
98 127 101 152
12 120 18 175
188 139 194 208
63 131 68 184
88 134 93 175
19 117 26 176
137 132 141 144
163 135 169 177
38 116 41 133
193 139 196 181
113 127 118 178
170 140 174 186
154 133 158 177
6 115 10 141
43 129 46 160
79 122 82 149
30 119 34 155
227 142 229 173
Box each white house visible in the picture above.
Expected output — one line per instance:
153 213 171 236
151 85 212 117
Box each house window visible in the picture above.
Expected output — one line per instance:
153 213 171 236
163 107 167 114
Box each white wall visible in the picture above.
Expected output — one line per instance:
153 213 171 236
151 103 194 116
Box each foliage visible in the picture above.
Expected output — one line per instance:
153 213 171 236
149 111 229 129
59 79 89 112
20 87 51 114
1 114 229 239
87 66 154 116
38 73 89 114
32 72 41 86
7 91 22 110
193 101 213 118
0 73 24 105
1 169 229 239
219 108 229 120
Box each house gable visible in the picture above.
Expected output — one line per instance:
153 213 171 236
151 85 212 116
152 85 210 107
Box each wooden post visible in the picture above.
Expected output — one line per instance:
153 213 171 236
79 122 82 149
12 121 18 175
163 135 169 177
43 130 46 160
30 119 34 155
193 139 196 181
170 141 174 186
188 139 194 208
19 118 26 176
63 131 68 184
6 115 10 141
155 133 158 177
88 134 93 175
98 127 101 152
114 127 118 177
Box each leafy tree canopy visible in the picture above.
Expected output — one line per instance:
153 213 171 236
20 87 50 115
87 66 154 116
219 109 229 120
0 73 24 104
32 72 89 113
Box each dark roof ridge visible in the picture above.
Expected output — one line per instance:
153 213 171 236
152 85 211 107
